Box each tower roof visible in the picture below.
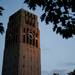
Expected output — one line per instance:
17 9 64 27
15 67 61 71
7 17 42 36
10 8 37 19
9 8 39 28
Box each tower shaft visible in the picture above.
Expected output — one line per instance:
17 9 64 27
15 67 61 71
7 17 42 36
2 9 41 75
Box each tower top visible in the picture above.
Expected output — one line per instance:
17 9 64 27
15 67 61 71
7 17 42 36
10 8 37 19
9 8 39 28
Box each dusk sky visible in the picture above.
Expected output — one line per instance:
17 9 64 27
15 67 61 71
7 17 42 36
0 0 75 74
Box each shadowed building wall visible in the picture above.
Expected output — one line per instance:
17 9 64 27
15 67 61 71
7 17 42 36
2 9 41 75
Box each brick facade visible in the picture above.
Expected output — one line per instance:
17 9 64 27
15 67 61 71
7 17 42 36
2 9 41 75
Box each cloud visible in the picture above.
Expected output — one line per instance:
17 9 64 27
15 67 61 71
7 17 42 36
57 62 75 72
65 62 75 66
59 62 75 67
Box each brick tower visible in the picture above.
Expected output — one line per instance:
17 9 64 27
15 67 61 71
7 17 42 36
2 9 41 75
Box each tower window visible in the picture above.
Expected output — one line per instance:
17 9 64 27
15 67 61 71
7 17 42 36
33 39 35 46
23 35 25 43
27 28 29 32
29 22 32 26
23 56 25 58
36 33 38 37
23 65 25 68
27 35 29 43
23 28 25 33
33 24 35 27
36 40 38 47
26 20 28 24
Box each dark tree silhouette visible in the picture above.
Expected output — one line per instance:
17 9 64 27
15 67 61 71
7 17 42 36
24 0 75 39
0 6 4 35
68 69 75 75
53 73 59 75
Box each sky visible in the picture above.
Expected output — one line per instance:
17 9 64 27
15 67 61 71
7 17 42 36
0 0 75 74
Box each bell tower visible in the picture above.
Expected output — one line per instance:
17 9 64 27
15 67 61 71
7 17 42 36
2 9 41 75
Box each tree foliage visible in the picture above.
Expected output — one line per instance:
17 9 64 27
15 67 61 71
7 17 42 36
0 6 4 35
53 72 59 75
68 69 75 75
24 0 75 39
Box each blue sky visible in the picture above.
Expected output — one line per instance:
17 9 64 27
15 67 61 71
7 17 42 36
0 0 75 74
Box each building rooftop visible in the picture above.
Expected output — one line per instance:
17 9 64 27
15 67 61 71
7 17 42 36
10 8 37 18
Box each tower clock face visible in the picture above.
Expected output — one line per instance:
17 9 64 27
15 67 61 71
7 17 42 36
28 33 33 39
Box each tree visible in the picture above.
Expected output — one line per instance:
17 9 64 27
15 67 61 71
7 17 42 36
53 72 59 75
0 6 4 35
68 69 75 75
24 0 75 39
